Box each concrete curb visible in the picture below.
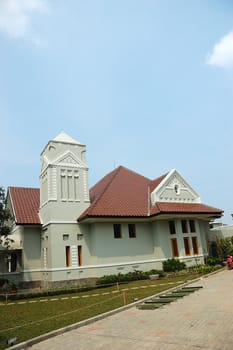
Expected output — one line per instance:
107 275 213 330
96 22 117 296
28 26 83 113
6 268 224 350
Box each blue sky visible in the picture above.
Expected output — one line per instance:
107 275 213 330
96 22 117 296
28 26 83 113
0 0 233 223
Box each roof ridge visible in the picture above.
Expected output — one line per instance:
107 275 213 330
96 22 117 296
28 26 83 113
119 165 151 181
9 186 39 190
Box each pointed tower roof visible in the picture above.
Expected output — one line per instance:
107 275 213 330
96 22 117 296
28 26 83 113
52 131 83 145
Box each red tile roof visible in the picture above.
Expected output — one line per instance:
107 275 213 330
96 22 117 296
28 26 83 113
8 187 40 225
8 166 223 225
82 166 163 218
79 166 223 221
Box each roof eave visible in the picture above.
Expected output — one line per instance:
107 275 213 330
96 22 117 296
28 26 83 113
79 210 223 223
77 214 149 222
15 222 42 226
150 211 223 220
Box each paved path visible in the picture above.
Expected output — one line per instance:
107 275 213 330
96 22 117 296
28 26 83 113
22 270 233 349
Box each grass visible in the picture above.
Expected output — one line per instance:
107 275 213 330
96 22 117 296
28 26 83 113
0 273 202 349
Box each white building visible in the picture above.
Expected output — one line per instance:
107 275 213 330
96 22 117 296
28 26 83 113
1 132 223 289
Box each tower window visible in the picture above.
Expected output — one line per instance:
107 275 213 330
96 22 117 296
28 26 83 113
67 172 73 199
74 172 79 200
61 173 66 199
60 169 78 200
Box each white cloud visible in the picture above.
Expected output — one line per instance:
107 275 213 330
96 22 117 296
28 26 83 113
0 0 48 39
206 31 233 69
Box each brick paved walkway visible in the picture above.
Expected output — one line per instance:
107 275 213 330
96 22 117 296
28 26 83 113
17 269 233 349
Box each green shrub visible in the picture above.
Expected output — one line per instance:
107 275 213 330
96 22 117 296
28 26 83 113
162 258 186 272
191 264 221 274
209 241 218 258
96 269 164 286
206 256 219 266
0 284 96 301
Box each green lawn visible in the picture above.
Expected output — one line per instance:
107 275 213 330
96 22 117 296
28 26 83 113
0 274 199 349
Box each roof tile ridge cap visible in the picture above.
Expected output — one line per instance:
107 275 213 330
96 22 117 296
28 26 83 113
8 186 39 190
89 167 122 213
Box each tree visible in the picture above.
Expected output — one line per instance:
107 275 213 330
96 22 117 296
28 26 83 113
0 187 13 249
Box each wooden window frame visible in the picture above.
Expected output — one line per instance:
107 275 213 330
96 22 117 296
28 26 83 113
128 224 136 238
65 246 70 267
171 238 179 257
169 221 176 235
113 224 122 239
78 245 82 266
192 236 199 255
189 220 196 233
183 237 191 256
181 220 188 233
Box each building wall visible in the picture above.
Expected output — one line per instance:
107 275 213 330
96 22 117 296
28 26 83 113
40 222 92 283
209 224 233 240
89 222 154 264
20 226 42 282
3 217 209 287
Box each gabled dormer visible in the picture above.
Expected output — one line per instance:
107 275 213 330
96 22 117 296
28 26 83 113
151 169 201 206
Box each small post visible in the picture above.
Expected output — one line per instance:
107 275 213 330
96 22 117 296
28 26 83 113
116 282 119 291
122 291 126 305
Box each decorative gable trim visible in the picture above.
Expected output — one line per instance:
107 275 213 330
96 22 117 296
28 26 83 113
56 151 88 169
151 169 201 205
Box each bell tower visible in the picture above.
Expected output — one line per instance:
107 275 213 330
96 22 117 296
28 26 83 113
39 132 90 225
